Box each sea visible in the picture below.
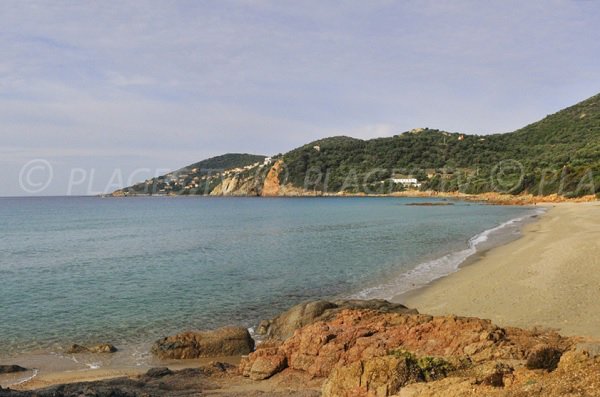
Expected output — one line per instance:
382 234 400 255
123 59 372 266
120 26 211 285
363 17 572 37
0 196 540 381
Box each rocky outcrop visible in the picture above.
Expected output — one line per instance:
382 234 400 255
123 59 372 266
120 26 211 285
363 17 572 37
392 348 600 397
261 160 283 196
242 308 573 397
240 342 288 381
0 365 27 374
321 354 429 397
525 345 563 371
210 175 241 196
209 175 263 196
152 327 255 359
66 343 118 354
4 306 600 397
256 299 418 340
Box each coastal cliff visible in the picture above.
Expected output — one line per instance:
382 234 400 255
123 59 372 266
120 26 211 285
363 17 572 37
113 92 600 200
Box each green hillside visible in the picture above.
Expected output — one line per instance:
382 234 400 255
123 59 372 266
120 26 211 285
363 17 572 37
184 153 267 173
280 93 600 196
117 153 266 195
115 93 600 197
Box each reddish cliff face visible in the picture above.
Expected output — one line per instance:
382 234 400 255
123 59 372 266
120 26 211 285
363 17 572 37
261 160 283 196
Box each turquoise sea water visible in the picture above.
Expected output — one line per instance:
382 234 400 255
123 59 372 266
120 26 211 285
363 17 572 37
0 196 536 357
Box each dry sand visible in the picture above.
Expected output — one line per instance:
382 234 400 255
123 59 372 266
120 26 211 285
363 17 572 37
399 201 600 338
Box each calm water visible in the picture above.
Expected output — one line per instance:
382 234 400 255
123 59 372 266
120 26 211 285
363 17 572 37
0 196 536 356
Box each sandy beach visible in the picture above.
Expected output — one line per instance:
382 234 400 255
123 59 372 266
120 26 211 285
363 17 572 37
398 201 600 338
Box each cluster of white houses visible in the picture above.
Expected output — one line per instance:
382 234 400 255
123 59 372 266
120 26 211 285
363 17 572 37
145 157 274 194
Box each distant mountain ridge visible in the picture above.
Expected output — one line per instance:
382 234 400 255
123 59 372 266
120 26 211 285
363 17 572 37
184 153 267 173
115 153 267 196
114 93 600 198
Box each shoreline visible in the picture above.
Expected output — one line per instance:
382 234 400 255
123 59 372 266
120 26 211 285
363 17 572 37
397 201 600 339
2 205 539 390
1 353 242 391
108 190 598 206
352 205 543 301
3 200 599 392
393 205 550 303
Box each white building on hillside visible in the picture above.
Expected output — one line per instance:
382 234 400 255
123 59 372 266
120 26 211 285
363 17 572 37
392 178 421 187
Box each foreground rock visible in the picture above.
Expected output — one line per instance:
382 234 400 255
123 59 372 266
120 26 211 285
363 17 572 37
393 348 600 397
66 343 118 354
242 305 584 396
0 364 227 397
4 301 600 396
0 365 27 374
152 326 255 359
0 362 320 397
256 299 418 340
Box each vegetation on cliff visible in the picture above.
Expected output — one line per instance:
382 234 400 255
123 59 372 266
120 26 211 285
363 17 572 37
115 153 267 196
184 153 267 173
279 93 600 196
114 93 600 197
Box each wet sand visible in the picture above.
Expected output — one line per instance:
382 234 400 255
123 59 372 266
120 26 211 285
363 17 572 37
398 202 600 338
2 352 241 391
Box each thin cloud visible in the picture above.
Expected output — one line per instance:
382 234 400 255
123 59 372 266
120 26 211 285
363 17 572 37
1 0 599 195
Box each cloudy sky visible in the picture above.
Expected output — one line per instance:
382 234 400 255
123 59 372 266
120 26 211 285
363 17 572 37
1 0 599 196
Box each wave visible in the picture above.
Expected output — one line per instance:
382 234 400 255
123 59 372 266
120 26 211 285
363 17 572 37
7 368 39 388
350 208 545 300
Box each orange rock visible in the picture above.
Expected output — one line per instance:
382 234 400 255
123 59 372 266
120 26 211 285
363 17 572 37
152 327 254 359
241 308 573 397
261 160 284 196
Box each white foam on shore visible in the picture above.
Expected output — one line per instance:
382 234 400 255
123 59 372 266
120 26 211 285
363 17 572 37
131 345 151 367
7 368 39 388
62 354 103 370
350 208 545 301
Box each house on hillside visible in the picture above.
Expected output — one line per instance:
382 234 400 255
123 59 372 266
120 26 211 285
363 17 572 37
391 178 421 187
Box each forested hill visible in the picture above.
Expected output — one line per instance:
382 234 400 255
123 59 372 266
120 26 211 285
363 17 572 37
183 153 267 173
499 93 600 169
280 93 600 196
115 153 266 195
115 93 600 197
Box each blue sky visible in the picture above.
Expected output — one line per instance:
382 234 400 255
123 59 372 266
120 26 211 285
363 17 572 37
1 0 599 195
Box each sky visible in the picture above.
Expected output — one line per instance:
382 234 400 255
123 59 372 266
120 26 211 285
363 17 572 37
1 0 600 196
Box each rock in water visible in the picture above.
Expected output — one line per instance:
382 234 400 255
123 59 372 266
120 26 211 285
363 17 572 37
89 343 118 353
65 344 89 354
152 326 255 359
66 343 117 354
0 365 27 374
